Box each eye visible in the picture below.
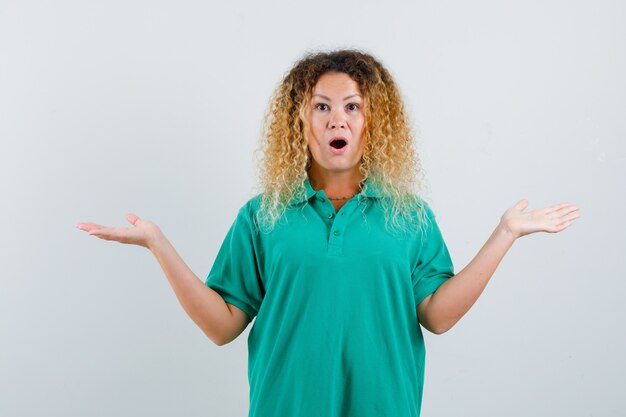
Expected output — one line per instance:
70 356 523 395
314 103 329 111
347 103 360 111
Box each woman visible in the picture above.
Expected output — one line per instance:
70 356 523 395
76 49 580 417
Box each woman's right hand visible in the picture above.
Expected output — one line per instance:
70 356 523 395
76 213 162 250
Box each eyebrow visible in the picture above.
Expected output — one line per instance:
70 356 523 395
312 94 362 101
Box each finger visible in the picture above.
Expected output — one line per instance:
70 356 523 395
552 211 581 229
127 213 140 226
76 222 97 229
77 222 106 232
88 229 109 239
553 204 580 217
545 202 575 215
89 227 125 242
558 207 579 217
514 199 529 211
89 227 109 237
559 211 581 223
552 219 574 232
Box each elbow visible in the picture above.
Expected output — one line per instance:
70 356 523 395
212 335 230 346
205 332 223 346
212 329 236 346
418 294 453 336
215 334 237 346
196 313 236 346
421 321 447 335
210 324 241 346
424 318 453 335
202 326 229 346
432 318 460 335
431 325 450 335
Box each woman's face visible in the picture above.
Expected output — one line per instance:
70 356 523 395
305 71 366 177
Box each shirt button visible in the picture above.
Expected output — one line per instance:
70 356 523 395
333 230 340 236
328 213 335 219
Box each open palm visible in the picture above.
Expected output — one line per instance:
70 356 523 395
501 200 581 239
76 213 160 249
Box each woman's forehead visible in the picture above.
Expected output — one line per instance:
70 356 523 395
311 73 363 98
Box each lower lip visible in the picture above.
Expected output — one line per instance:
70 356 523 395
329 144 348 155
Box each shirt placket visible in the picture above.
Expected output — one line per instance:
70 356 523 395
314 192 364 257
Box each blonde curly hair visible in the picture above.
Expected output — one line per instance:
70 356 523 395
252 48 431 238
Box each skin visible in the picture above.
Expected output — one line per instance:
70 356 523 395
75 72 582 338
417 199 580 334
305 71 366 211
75 216 252 346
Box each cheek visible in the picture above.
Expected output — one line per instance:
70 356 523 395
353 112 365 129
355 119 366 149
353 117 366 138
305 128 321 149
309 120 326 141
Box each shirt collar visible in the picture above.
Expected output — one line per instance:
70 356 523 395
288 177 381 207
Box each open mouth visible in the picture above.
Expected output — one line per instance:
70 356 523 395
329 138 347 149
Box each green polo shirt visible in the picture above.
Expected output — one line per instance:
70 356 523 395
205 177 455 417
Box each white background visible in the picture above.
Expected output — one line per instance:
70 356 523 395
1 0 624 416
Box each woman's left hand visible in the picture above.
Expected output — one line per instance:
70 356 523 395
500 199 581 239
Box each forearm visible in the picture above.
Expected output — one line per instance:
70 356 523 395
148 231 232 345
425 222 517 333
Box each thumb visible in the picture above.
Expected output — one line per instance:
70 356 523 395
516 199 529 211
126 213 140 226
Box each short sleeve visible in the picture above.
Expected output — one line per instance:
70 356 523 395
205 205 264 320
411 203 455 307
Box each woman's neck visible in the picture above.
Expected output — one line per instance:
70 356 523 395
307 168 363 200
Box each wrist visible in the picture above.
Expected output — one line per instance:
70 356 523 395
147 228 168 253
496 220 519 241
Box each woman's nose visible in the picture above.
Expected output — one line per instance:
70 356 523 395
330 115 346 129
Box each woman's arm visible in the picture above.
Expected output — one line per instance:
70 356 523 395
148 231 250 345
418 199 580 334
77 213 248 345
